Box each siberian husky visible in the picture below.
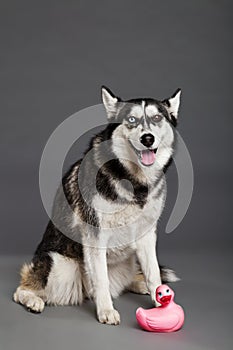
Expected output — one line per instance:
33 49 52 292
13 86 181 325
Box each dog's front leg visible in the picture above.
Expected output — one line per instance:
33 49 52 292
83 246 120 325
135 229 161 306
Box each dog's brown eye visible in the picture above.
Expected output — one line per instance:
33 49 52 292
151 115 162 123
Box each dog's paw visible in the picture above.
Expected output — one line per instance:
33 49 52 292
25 295 45 313
98 309 120 325
13 289 45 313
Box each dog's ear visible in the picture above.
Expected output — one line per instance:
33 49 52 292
101 86 120 120
162 89 181 123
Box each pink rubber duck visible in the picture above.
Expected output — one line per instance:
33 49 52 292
136 284 184 332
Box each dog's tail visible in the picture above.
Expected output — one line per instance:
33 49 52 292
160 266 180 283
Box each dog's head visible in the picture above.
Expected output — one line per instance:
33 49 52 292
102 86 181 172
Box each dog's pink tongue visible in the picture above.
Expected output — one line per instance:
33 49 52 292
141 150 156 165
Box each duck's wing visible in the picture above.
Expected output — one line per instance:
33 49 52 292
146 312 179 331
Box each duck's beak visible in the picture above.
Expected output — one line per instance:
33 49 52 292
160 295 171 304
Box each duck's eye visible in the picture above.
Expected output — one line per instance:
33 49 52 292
151 114 162 123
166 289 170 293
158 292 162 297
128 116 136 123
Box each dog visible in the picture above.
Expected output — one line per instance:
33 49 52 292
13 86 181 325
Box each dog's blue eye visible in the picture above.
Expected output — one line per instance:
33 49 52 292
128 116 136 123
166 289 170 294
158 292 162 297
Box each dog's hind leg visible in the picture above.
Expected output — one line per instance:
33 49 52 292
14 252 84 312
13 253 52 313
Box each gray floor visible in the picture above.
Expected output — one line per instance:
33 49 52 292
1 249 232 350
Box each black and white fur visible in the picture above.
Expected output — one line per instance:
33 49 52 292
13 87 181 325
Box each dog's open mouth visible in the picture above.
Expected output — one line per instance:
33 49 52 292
129 142 158 166
140 149 157 166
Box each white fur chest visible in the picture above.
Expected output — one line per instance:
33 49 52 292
92 182 165 248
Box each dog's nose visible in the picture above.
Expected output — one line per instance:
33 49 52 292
140 133 155 148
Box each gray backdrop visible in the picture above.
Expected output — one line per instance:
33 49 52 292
0 1 232 350
1 0 232 254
